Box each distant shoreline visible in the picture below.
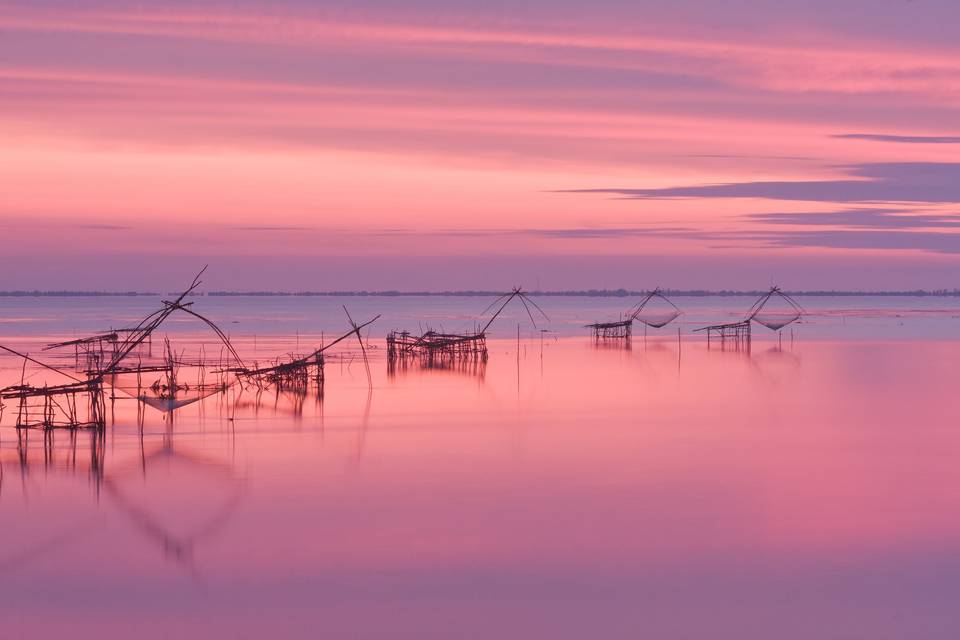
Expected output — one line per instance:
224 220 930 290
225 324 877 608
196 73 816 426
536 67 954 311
3 289 960 298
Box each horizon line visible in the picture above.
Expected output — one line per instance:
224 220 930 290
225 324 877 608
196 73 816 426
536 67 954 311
4 288 960 298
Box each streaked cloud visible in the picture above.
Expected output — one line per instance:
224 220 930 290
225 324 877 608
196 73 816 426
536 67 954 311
747 208 960 229
833 133 960 144
754 229 960 254
233 225 313 232
3 1 960 288
564 163 960 204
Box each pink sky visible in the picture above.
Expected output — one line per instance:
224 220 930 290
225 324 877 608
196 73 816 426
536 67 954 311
3 1 960 290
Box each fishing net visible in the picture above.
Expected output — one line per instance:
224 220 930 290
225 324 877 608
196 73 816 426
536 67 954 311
634 309 682 328
138 394 207 411
748 289 804 331
107 367 226 410
751 311 801 331
629 290 682 328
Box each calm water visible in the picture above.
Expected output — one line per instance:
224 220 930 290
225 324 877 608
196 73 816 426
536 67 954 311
2 296 960 638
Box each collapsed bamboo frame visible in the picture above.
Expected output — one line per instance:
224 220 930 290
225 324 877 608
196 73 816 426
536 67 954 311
386 287 547 363
44 328 151 371
1 379 106 431
0 342 107 431
0 269 380 429
229 308 379 393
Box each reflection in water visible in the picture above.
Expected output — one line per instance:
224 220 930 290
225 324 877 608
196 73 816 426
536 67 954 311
229 381 325 419
747 345 802 387
5 333 960 639
105 435 244 574
0 418 243 578
590 335 633 351
387 352 488 380
753 345 802 367
0 427 106 493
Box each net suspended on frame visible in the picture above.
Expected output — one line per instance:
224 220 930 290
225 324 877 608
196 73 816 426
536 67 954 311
107 365 228 411
628 289 682 328
747 287 804 331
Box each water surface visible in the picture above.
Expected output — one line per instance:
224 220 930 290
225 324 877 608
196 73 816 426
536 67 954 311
1 296 959 638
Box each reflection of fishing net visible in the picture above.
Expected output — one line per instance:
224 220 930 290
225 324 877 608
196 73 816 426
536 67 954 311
628 289 682 328
104 446 243 566
747 288 804 331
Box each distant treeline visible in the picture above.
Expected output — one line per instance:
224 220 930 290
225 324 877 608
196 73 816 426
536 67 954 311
0 290 160 297
207 289 960 297
5 288 960 298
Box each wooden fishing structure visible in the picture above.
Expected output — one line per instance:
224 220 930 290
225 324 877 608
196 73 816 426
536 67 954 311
696 318 753 348
0 343 107 431
0 269 233 429
1 378 106 431
386 329 489 362
586 288 682 340
43 328 150 371
695 286 804 348
230 307 379 394
386 287 548 364
94 269 246 412
1 268 383 432
586 319 633 340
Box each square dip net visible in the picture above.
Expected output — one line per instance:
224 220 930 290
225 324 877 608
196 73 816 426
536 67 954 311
627 288 682 328
747 287 805 331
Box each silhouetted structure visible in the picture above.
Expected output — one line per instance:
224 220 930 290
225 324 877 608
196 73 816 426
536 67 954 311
696 286 804 348
387 287 547 362
587 288 682 340
231 308 379 392
1 268 380 431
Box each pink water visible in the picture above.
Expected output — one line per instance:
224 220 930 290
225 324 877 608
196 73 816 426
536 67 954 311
2 298 960 638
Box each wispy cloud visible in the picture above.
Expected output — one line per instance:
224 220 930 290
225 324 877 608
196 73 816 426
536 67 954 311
754 229 960 253
73 223 132 230
747 208 960 229
369 227 695 239
587 224 960 254
232 225 313 231
4 3 960 99
833 133 960 144
563 163 960 204
5 2 960 288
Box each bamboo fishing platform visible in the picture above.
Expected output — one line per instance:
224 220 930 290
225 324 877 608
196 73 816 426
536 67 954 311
386 287 547 364
0 268 380 430
695 286 804 349
587 288 682 340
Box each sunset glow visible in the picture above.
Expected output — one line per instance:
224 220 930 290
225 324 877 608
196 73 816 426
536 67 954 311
2 1 959 289
5 6 960 637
